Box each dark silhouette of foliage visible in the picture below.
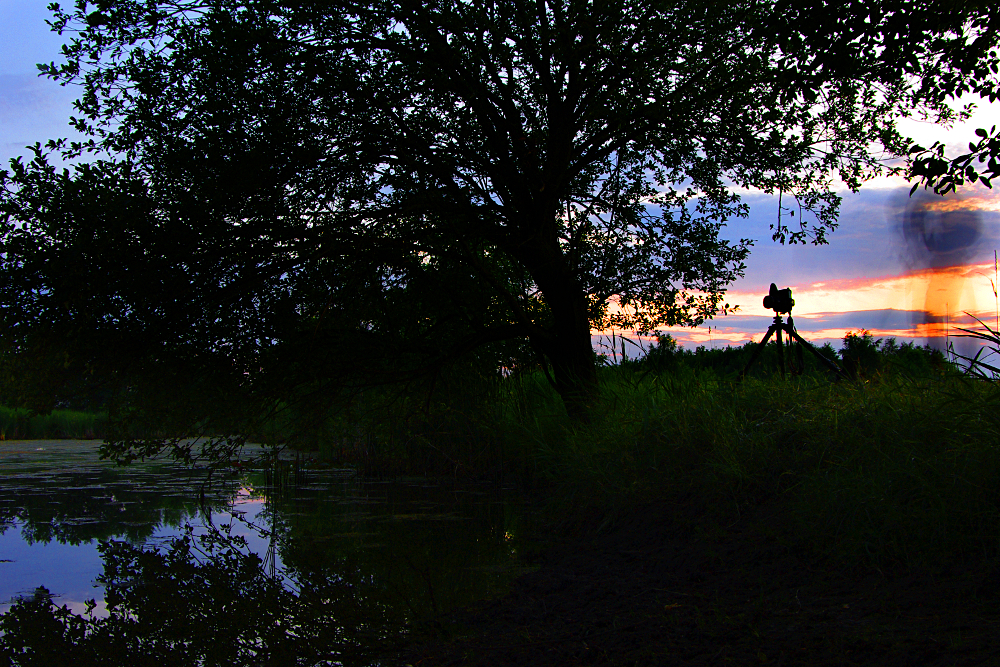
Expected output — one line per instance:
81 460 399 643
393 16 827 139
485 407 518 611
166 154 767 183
839 331 953 378
903 1 998 195
638 330 952 381
909 125 1000 195
839 329 884 378
0 0 996 439
0 530 386 667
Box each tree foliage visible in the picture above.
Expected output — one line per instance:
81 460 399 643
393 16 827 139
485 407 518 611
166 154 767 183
905 1 999 195
910 124 1000 194
0 531 385 667
1 0 997 431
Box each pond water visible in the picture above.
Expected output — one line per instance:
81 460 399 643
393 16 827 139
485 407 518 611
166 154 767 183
0 441 536 665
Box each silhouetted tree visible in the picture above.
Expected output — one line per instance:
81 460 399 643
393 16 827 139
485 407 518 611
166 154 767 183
1 0 996 429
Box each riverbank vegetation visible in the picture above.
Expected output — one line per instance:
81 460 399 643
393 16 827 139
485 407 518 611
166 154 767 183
3 334 1000 665
269 332 997 577
2 330 995 578
0 406 106 440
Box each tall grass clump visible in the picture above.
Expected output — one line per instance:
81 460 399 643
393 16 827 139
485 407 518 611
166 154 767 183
505 343 1000 573
0 406 107 440
256 360 555 482
784 375 1000 570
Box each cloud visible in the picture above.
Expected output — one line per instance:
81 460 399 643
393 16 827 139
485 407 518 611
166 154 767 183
0 73 82 163
0 74 59 117
922 196 1000 213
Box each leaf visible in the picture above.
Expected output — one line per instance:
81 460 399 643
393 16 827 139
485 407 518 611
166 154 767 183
929 158 949 176
981 176 992 189
909 181 920 196
976 127 988 138
86 12 107 27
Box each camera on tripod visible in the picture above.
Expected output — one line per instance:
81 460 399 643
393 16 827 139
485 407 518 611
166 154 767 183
741 282 845 380
762 283 794 314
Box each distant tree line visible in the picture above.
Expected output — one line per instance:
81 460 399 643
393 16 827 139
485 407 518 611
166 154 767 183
633 330 954 380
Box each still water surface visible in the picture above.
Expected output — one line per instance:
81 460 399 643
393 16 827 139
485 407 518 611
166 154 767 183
0 441 535 663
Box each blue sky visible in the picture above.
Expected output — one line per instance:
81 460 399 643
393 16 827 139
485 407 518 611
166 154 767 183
4 1 1000 361
0 1 86 163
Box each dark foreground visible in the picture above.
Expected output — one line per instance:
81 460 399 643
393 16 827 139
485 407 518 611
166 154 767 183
407 500 1000 666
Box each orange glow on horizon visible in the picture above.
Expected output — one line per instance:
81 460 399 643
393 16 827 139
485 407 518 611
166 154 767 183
923 196 1000 213
594 260 1000 349
724 261 999 322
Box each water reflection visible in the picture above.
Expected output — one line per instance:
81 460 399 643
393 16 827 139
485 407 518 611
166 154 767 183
0 442 535 665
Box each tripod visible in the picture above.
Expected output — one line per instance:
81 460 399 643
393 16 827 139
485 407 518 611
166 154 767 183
741 310 846 380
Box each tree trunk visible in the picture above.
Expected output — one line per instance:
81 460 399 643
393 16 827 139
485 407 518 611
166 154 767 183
545 330 598 422
533 269 599 422
514 209 599 421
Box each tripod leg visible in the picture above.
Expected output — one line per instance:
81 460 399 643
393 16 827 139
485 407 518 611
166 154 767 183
740 325 778 379
787 317 803 375
786 326 847 379
796 335 805 375
776 323 785 379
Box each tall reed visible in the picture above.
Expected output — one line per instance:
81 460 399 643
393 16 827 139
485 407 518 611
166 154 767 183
0 406 107 440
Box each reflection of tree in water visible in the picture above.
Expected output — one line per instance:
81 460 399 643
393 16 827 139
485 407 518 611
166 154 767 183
0 465 240 546
0 462 531 665
0 522 399 667
274 478 531 626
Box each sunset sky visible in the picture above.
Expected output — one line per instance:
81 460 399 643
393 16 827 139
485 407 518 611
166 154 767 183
653 164 1000 358
3 0 999 363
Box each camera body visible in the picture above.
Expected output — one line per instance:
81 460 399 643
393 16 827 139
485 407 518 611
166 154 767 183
762 283 794 313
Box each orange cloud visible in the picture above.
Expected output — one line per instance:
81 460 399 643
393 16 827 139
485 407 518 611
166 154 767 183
724 261 999 322
923 196 1000 213
596 261 1000 350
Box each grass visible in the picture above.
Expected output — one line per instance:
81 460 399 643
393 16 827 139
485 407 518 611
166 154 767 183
535 367 1000 573
0 405 107 440
290 338 1000 575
